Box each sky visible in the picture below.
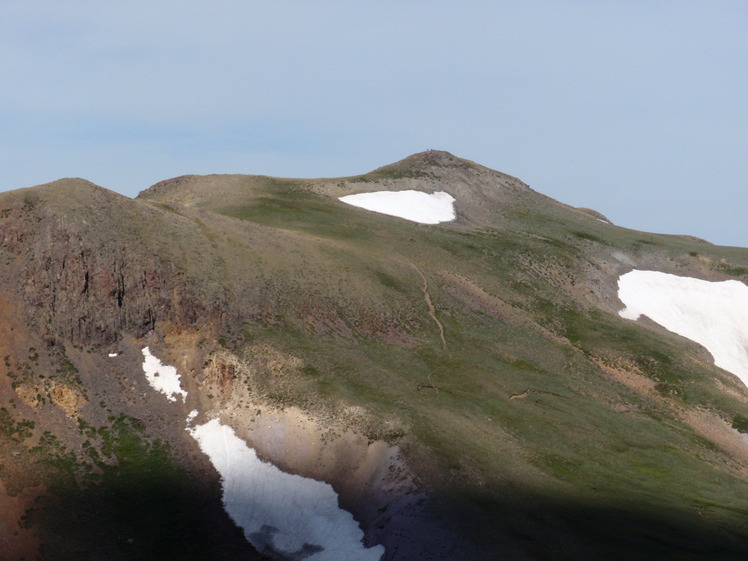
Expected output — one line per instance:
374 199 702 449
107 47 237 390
1 1 747 246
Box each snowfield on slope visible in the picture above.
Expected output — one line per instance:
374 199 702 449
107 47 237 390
338 190 456 224
189 419 385 561
141 347 187 402
618 270 748 387
141 348 384 561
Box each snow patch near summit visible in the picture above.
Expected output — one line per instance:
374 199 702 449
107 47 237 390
618 270 748 387
339 190 455 224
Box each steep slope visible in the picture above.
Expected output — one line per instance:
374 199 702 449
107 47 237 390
2 152 748 559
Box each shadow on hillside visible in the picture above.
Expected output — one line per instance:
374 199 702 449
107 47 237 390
27 472 748 561
26 471 271 561
418 488 748 561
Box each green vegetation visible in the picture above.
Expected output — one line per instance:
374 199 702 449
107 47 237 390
17 413 238 560
22 195 37 211
732 415 748 433
52 351 87 399
0 407 34 442
569 229 607 244
216 187 380 243
7 154 748 558
717 262 748 276
198 175 748 554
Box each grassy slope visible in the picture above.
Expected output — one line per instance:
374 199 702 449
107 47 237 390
3 154 748 558
143 157 748 557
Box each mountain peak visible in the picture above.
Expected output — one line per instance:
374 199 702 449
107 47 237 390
370 150 477 175
0 177 131 212
6 150 748 561
407 149 459 162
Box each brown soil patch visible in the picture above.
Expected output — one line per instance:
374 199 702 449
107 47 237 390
590 355 658 399
49 382 86 418
677 408 748 476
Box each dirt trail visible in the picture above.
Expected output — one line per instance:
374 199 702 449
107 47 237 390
412 264 447 351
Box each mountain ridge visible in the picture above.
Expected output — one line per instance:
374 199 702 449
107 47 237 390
2 152 748 559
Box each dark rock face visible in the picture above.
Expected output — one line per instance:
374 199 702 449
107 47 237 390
0 179 420 351
21 246 172 346
0 182 214 348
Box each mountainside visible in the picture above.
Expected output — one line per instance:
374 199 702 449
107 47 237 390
3 150 748 560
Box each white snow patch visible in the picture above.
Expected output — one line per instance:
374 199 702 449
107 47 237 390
618 270 748 386
189 419 384 561
339 190 456 224
140 349 383 560
141 347 188 402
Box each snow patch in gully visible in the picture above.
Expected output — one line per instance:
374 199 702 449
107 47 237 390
141 348 384 561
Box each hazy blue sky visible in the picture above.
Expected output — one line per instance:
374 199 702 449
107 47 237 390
2 1 747 246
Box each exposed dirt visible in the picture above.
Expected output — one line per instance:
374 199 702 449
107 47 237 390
678 407 748 475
